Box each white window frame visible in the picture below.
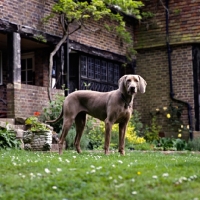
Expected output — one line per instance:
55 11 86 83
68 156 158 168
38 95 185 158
0 51 2 85
21 52 35 85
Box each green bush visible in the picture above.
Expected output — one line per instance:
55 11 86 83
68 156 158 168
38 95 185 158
65 124 90 150
0 128 21 150
153 137 188 151
130 110 144 137
41 93 65 133
187 137 200 151
144 116 161 142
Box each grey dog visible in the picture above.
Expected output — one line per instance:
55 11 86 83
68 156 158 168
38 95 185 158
47 74 147 155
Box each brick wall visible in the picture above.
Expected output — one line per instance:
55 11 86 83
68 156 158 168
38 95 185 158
134 0 200 49
135 44 194 138
7 83 64 118
0 0 133 56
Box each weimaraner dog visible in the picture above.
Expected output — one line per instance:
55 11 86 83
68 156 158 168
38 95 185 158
47 74 147 155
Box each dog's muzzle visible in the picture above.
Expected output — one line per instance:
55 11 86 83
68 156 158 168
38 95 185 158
128 86 136 95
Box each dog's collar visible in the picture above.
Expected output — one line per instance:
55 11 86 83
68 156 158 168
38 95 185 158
121 93 131 109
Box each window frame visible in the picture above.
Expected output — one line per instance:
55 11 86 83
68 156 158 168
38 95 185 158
80 54 121 91
21 52 35 85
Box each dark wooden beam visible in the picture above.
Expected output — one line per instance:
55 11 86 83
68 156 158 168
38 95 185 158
69 40 127 63
1 19 127 62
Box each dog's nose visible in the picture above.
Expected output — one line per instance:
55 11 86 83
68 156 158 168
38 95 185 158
130 86 135 92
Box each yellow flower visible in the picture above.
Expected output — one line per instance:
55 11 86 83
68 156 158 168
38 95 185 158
137 171 141 175
166 113 171 118
178 134 182 138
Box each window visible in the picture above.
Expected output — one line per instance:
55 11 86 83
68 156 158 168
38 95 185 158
0 51 2 85
21 53 34 85
80 55 120 92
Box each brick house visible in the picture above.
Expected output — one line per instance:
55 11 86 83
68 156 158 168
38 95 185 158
134 0 200 139
1 0 199 139
0 0 133 120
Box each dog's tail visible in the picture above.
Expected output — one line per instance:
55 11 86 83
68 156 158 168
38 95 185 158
45 105 63 124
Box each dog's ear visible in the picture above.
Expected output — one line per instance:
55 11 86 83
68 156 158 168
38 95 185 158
118 75 127 93
138 75 147 93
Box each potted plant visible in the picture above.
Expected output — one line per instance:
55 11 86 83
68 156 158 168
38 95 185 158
23 112 52 151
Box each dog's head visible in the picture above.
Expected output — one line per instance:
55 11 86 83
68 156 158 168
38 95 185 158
118 75 147 95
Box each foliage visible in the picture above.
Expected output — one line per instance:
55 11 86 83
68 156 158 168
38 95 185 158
153 137 188 151
152 103 188 134
42 93 65 133
48 0 144 59
25 112 50 132
143 116 161 142
1 150 200 199
187 137 200 151
84 116 104 150
66 124 90 150
129 110 144 137
0 128 20 150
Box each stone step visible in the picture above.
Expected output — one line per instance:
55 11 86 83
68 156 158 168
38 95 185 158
0 118 15 125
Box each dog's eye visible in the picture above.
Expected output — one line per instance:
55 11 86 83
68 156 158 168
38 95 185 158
134 78 139 82
127 79 131 83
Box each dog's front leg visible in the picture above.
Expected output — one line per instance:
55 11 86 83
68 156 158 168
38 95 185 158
118 122 128 155
104 119 113 155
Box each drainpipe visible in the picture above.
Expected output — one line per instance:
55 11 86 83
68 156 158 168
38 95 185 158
165 0 193 139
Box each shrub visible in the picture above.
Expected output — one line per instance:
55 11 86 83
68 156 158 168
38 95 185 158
143 116 161 142
153 137 188 151
187 137 200 151
41 93 65 133
65 124 90 150
0 127 21 150
130 110 144 137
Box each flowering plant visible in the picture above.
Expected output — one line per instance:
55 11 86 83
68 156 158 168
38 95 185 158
25 112 50 132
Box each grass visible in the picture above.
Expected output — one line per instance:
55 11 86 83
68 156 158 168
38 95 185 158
0 150 200 200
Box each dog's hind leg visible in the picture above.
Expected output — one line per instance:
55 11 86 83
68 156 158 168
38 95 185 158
59 118 74 154
74 112 87 153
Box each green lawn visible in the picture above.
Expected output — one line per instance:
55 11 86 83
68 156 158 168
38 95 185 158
0 150 200 200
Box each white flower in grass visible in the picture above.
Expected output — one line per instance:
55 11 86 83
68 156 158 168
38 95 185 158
22 175 26 178
112 164 116 168
73 156 76 159
90 169 96 173
118 175 123 179
52 186 57 190
45 168 50 174
96 166 102 170
152 175 158 179
65 159 70 163
132 191 137 195
58 157 62 162
90 165 95 168
117 160 123 164
37 173 42 177
57 168 62 172
162 173 169 177
13 162 17 166
109 176 113 180
131 178 135 182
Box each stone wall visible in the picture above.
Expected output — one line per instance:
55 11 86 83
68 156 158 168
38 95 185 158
7 83 64 118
